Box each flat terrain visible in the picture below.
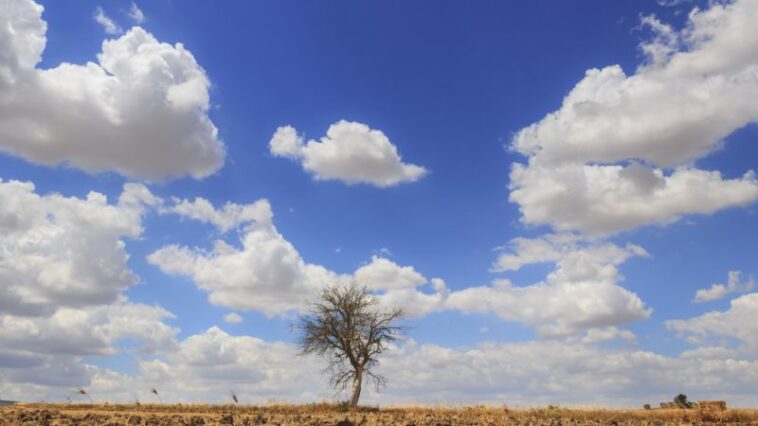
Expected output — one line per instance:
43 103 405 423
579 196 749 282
1 403 757 425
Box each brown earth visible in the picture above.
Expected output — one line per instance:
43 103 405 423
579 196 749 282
1 403 757 426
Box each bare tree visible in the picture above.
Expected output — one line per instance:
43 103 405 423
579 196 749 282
296 282 404 408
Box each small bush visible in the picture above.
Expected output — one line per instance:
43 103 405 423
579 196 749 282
674 393 693 409
336 401 351 413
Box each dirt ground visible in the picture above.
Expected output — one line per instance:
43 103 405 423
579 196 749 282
1 403 757 425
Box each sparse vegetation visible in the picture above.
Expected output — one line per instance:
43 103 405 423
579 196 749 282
1 403 757 425
151 388 162 404
77 388 93 403
336 400 351 413
674 393 693 409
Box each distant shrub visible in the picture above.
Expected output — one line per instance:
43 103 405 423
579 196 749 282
674 393 693 409
643 404 651 410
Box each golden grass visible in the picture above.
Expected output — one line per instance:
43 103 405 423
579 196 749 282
2 402 757 425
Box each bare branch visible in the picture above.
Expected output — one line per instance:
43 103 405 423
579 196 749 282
294 281 405 407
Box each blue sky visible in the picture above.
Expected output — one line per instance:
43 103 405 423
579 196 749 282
1 0 758 406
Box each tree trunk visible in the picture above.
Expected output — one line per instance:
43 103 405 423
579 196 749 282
349 369 363 408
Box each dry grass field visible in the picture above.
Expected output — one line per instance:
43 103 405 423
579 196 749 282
1 403 757 426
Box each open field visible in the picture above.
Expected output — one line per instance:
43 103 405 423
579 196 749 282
1 403 757 426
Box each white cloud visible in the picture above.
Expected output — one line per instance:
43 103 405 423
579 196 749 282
127 2 145 24
166 197 272 233
470 235 652 337
680 346 739 360
514 1 758 168
355 255 427 290
269 125 304 159
0 178 178 390
6 329 758 407
509 0 758 234
0 178 158 316
0 0 224 180
353 256 452 318
694 270 755 302
269 121 428 187
152 196 454 316
150 200 450 317
579 326 635 344
137 327 325 402
148 198 343 315
380 340 758 407
153 197 650 337
0 299 177 361
376 279 450 319
93 7 122 35
492 233 579 272
223 313 243 324
447 278 648 339
668 292 758 355
510 163 758 235
0 327 322 404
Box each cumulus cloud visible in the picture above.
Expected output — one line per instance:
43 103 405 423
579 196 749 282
148 198 341 315
680 346 739 360
514 2 758 168
151 196 454 316
448 279 646 338
694 270 755 302
510 163 758 235
136 327 327 402
509 0 758 234
381 339 758 406
1 280 748 405
0 178 178 390
375 278 450 319
223 313 243 324
0 326 326 404
668 292 758 355
454 235 651 337
6 327 758 407
93 7 122 35
579 326 635 344
153 198 650 337
0 303 176 392
355 255 427 290
0 178 158 316
0 302 177 387
166 197 272 233
353 256 450 318
269 121 428 187
127 2 145 24
0 0 224 180
0 299 177 360
492 233 580 272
